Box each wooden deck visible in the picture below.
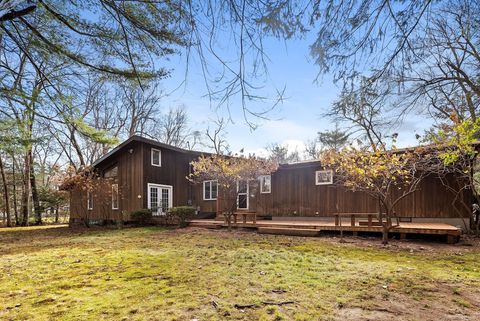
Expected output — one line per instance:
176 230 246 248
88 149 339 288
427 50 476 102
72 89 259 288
188 219 462 243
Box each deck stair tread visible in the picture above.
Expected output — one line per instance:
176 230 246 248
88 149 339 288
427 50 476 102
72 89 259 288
258 226 320 236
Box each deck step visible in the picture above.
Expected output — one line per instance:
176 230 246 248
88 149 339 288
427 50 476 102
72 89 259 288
258 227 320 237
189 221 222 229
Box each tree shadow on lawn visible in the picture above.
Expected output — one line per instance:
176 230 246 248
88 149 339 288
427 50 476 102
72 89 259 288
0 225 168 256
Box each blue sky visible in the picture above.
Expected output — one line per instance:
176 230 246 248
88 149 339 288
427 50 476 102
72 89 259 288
159 34 430 156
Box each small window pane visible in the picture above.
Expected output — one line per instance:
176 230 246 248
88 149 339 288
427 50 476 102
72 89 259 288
260 175 271 193
104 166 118 178
151 149 161 166
316 170 333 185
161 189 169 212
238 181 247 193
238 194 248 209
112 184 119 209
204 181 211 199
87 192 93 210
150 187 158 214
211 181 218 199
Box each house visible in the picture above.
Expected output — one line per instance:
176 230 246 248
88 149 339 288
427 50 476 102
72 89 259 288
69 135 471 227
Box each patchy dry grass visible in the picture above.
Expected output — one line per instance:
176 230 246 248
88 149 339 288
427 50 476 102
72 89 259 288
0 225 479 321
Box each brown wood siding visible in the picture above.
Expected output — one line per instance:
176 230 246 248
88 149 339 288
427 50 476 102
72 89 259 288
70 140 144 221
142 143 198 208
70 138 471 221
250 164 470 218
194 163 470 219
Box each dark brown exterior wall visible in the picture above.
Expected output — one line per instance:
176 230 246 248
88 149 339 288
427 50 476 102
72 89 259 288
70 140 212 222
141 142 199 208
71 139 471 221
70 140 144 221
251 163 470 218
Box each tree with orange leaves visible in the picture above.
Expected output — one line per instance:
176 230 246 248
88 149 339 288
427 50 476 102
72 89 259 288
322 143 439 244
188 155 278 231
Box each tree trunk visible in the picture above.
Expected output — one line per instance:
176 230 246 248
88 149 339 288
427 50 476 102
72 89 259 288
53 206 58 223
378 201 390 245
226 212 232 231
382 225 389 245
11 154 18 225
0 154 11 227
20 152 30 226
29 150 42 225
382 208 392 245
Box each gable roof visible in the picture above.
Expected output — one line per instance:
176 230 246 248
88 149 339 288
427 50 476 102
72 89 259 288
92 135 205 167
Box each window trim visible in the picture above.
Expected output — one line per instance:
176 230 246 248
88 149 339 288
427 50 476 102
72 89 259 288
151 148 162 167
203 180 218 201
259 175 271 194
87 191 93 210
111 184 119 210
315 170 333 185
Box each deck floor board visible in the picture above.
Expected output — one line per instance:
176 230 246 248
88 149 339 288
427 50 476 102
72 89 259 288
189 219 462 238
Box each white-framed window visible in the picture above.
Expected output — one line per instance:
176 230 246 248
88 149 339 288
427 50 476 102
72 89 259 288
259 175 271 193
87 191 93 210
112 184 119 209
203 180 218 200
315 170 333 185
151 148 161 167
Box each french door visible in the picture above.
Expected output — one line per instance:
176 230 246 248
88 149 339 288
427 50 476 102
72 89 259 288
148 184 173 216
237 180 249 210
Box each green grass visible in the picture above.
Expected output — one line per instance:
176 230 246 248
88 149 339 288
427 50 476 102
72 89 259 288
0 226 479 321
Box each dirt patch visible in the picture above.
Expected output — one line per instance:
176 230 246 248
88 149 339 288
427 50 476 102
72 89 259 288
335 281 480 321
325 234 480 255
336 307 395 321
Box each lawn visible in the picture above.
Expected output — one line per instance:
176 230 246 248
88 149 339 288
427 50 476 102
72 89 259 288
0 226 479 321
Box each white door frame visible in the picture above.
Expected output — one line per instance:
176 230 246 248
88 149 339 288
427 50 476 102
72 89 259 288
237 180 249 210
147 183 173 215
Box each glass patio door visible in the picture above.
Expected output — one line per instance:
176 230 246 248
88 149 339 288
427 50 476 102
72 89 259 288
148 184 173 216
237 180 249 210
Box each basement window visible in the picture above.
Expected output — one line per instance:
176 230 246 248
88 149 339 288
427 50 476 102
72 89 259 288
151 148 161 167
203 180 218 200
315 170 333 185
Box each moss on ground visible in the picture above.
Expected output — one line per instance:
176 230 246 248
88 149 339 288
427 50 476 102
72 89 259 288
0 226 479 320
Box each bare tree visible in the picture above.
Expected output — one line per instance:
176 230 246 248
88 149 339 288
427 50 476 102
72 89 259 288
187 130 202 151
398 3 480 124
328 78 392 150
155 105 190 148
304 139 321 160
119 83 162 138
204 117 230 155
